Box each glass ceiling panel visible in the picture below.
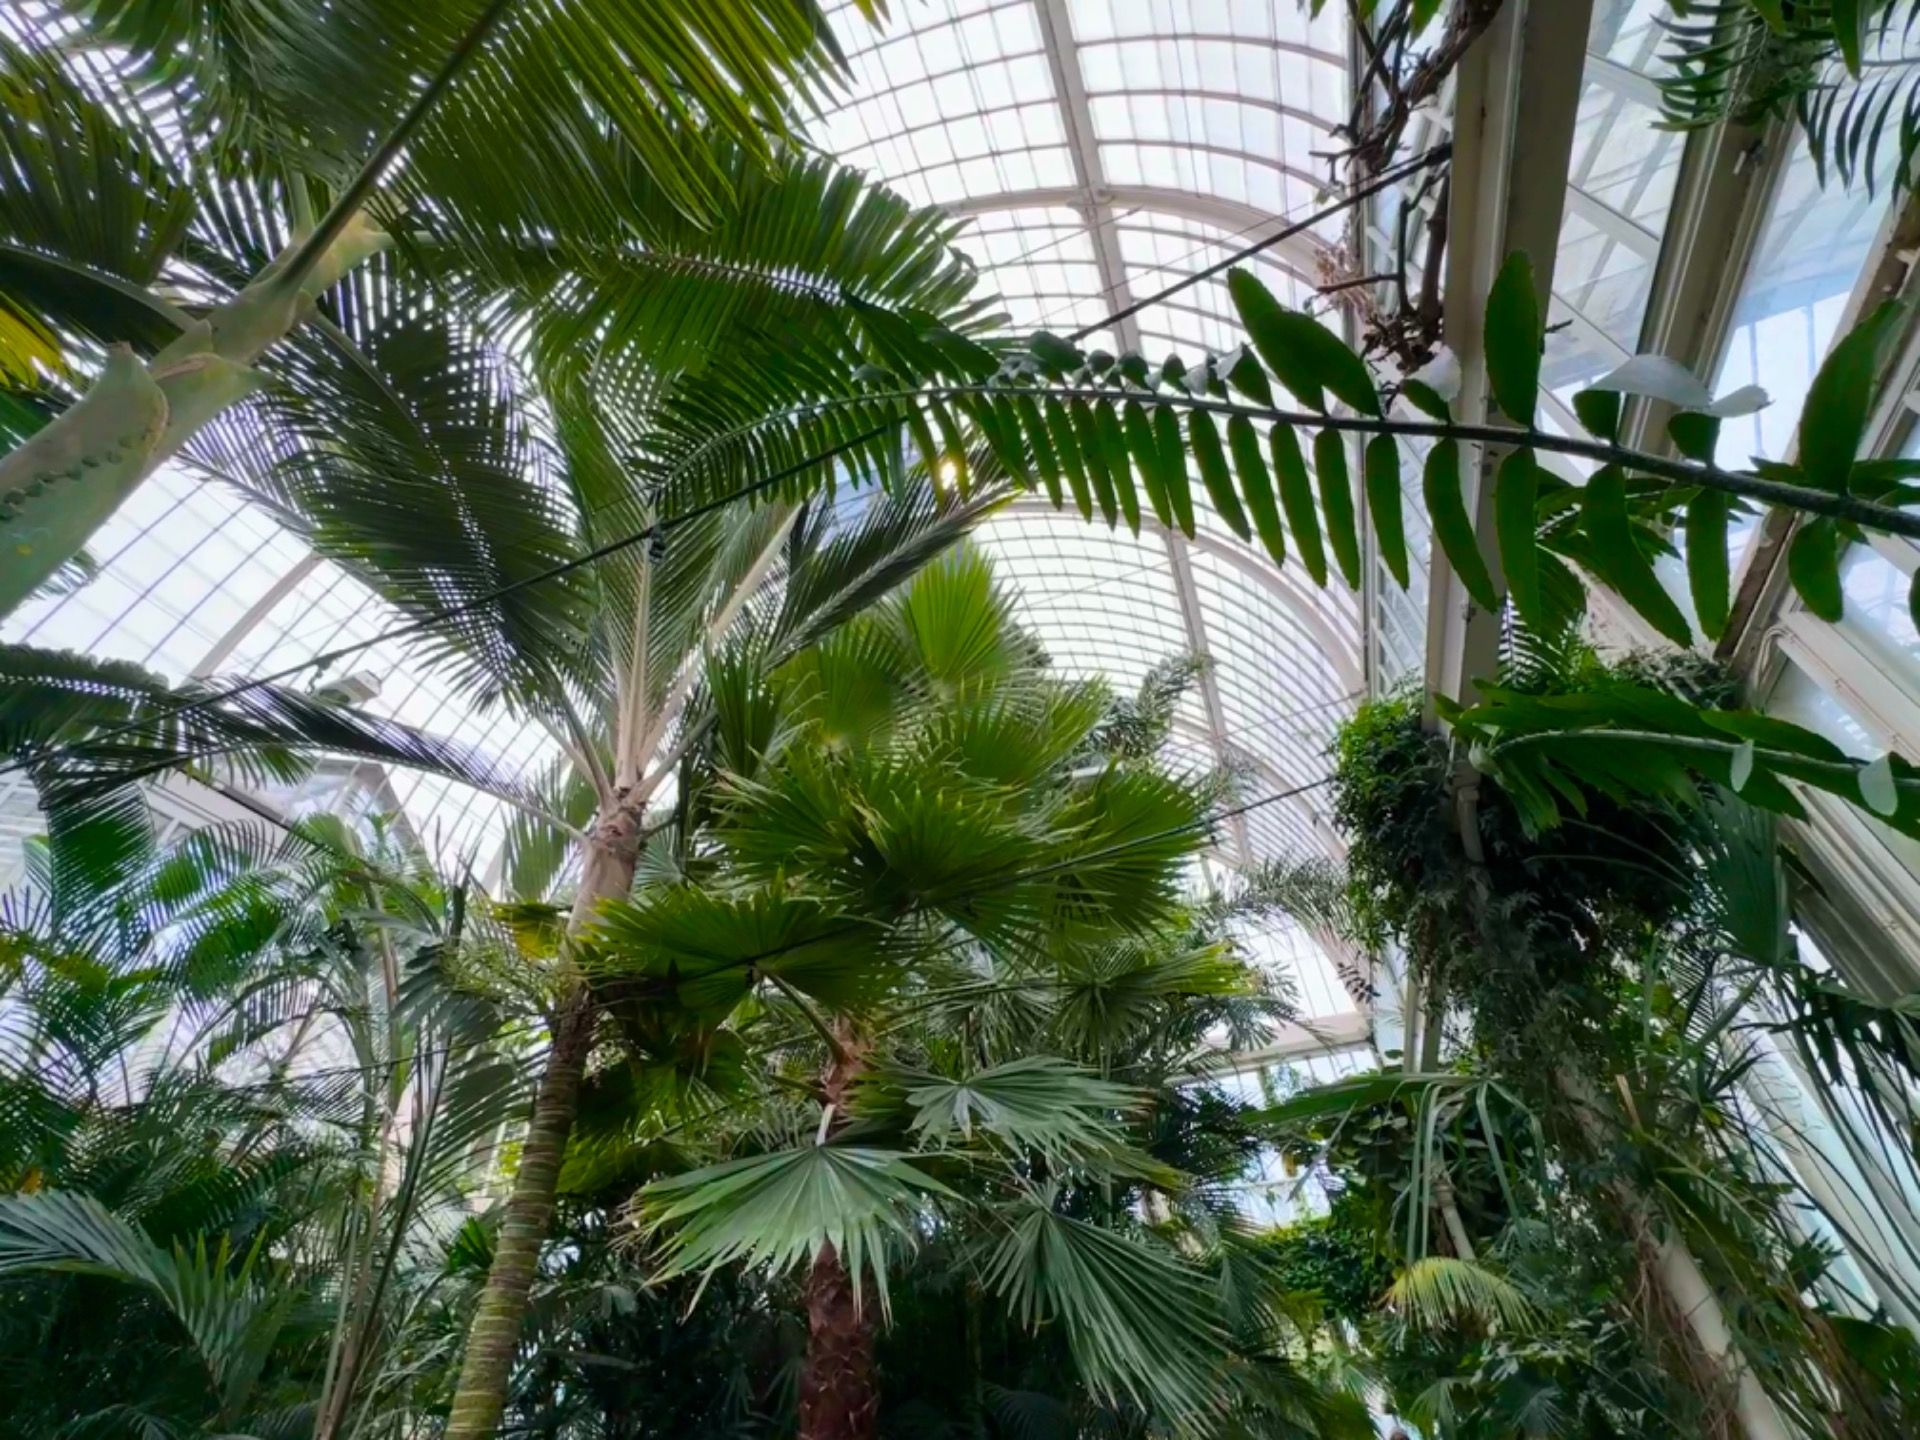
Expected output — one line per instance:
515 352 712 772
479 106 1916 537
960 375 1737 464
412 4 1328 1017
815 0 1366 1013
8 0 1371 1025
1542 0 1685 443
813 0 1365 873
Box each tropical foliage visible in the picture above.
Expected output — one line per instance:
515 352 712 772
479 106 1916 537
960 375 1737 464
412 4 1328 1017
0 808 538 1437
579 551 1360 1439
1659 0 1920 194
1255 640 1920 1439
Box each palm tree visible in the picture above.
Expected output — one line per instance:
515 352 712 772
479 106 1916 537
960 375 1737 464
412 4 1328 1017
580 551 1366 1440
2 7 1012 1421
0 804 535 1437
0 0 887 612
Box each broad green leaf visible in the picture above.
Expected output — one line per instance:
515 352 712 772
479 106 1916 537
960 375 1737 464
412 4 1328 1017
1582 467 1692 646
1015 393 1065 509
1911 570 1920 649
1095 402 1141 534
1123 401 1174 530
1029 330 1083 375
1833 0 1867 75
1572 388 1621 441
1189 410 1251 541
1423 438 1498 609
1070 401 1119 527
1269 423 1327 585
1045 400 1095 521
1155 405 1196 537
1485 253 1542 428
1860 753 1900 817
1313 429 1362 588
1685 489 1732 640
1494 448 1541 628
1228 415 1287 567
1400 378 1452 421
1223 345 1274 406
1365 434 1408 588
1787 518 1845 621
970 396 1029 484
1669 412 1720 462
1227 267 1380 416
1802 302 1902 492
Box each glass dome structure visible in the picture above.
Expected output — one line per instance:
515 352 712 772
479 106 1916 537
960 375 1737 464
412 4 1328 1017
0 0 1375 1041
6 0 1920 1076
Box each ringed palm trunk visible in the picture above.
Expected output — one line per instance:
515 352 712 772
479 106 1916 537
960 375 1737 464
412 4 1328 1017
799 1027 880 1440
441 799 644 1439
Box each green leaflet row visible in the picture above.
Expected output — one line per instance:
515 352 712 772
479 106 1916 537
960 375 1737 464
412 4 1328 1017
851 252 1917 654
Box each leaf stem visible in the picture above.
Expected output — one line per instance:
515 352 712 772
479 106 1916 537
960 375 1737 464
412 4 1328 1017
274 0 516 293
831 385 1920 543
1487 730 1912 789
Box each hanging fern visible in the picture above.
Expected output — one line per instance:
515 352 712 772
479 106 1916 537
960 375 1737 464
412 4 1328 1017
1658 0 1920 194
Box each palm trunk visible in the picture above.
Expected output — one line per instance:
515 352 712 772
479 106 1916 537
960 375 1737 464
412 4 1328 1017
800 1242 880 1440
442 802 643 1440
798 1027 878 1440
1555 1069 1794 1440
0 219 385 616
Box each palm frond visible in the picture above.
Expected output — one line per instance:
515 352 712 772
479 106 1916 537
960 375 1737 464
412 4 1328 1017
1656 0 1920 195
67 0 863 230
638 1143 957 1311
1384 1256 1541 1334
0 1190 301 1400
983 1196 1228 1419
875 1056 1138 1161
1 643 532 814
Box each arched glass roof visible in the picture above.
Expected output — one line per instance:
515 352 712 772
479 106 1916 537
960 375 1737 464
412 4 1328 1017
816 0 1362 868
0 0 1372 1032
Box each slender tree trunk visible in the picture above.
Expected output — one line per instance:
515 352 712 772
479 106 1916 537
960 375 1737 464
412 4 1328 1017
1433 1174 1477 1261
798 1026 879 1440
442 800 643 1440
1555 1069 1795 1440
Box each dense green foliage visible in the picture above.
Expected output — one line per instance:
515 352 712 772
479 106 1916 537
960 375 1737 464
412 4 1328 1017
1265 638 1920 1438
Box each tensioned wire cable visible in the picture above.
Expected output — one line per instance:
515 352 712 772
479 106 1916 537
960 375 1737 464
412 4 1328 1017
144 773 1338 1096
5 144 1448 781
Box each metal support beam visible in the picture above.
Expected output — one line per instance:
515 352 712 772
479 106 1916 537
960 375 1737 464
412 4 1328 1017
940 184 1330 281
1034 0 1261 867
192 553 323 677
1425 0 1596 713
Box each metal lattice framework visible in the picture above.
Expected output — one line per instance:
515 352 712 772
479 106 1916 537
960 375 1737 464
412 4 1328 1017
8 0 1920 1068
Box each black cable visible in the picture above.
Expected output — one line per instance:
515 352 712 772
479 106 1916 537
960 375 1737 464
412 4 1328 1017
6 146 1449 782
